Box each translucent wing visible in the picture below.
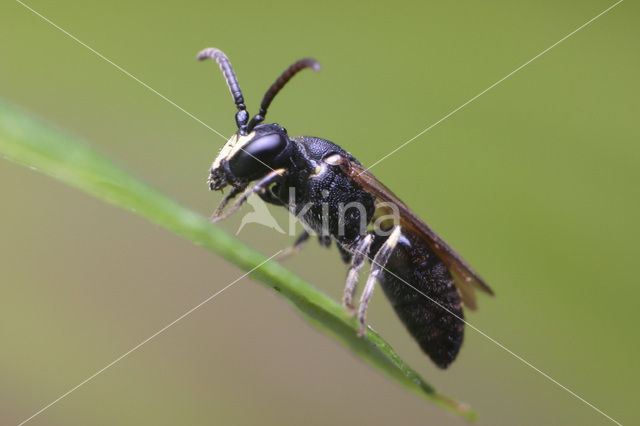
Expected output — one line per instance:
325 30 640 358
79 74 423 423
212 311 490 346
327 154 494 309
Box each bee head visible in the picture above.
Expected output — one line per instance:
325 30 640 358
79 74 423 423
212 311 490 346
197 47 319 191
208 123 292 190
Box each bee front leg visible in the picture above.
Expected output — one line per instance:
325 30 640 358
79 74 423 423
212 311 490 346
343 234 374 313
212 185 244 219
357 226 401 336
211 168 287 223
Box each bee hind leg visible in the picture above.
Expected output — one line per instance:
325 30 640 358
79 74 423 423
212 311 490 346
343 233 374 313
357 226 401 336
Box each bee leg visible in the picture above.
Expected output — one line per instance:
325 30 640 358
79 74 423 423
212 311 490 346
278 231 311 260
212 185 244 218
337 245 352 264
357 226 402 336
343 234 374 313
211 168 287 222
318 235 332 248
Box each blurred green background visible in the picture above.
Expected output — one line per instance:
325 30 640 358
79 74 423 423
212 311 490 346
1 0 637 425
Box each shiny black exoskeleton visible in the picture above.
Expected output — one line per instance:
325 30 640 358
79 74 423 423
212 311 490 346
199 48 493 368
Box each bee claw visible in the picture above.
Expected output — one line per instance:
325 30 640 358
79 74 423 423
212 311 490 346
343 296 358 319
357 323 367 337
343 301 356 316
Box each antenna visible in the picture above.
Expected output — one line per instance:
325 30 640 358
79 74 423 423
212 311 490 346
247 58 321 131
197 47 250 134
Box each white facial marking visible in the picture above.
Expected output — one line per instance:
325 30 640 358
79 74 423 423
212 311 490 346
211 131 256 170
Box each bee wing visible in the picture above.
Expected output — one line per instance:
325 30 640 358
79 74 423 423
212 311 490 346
328 155 494 310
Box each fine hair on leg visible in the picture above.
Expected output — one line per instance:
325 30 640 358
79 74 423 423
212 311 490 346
357 226 401 336
343 234 374 311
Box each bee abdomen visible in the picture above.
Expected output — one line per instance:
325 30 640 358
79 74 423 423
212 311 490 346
375 234 465 369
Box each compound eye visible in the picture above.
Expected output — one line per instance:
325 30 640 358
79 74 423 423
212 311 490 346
228 133 288 178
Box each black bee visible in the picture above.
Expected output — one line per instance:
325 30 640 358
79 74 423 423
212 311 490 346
198 48 494 368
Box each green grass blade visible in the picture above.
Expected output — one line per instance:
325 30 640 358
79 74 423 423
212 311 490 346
0 99 475 420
